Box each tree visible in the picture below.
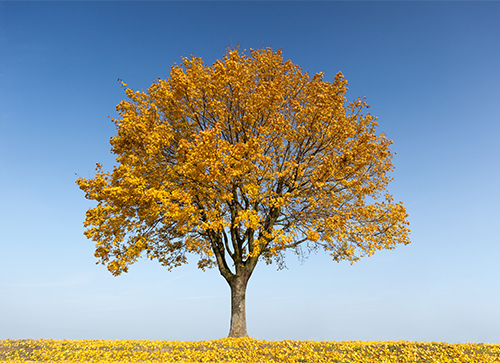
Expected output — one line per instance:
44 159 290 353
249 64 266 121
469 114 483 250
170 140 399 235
76 47 410 338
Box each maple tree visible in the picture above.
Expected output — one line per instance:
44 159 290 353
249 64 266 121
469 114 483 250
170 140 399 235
77 47 410 338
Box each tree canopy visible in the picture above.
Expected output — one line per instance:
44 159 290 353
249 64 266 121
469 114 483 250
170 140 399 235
77 47 410 337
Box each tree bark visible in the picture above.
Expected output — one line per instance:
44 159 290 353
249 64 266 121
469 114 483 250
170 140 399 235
209 229 259 337
226 258 257 338
227 269 251 337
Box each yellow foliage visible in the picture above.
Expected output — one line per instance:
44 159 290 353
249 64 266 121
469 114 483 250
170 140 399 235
2 339 499 362
76 46 410 281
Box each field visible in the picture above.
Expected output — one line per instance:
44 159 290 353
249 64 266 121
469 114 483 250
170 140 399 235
1 338 500 362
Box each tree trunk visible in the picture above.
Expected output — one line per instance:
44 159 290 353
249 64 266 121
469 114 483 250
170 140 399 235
227 272 250 337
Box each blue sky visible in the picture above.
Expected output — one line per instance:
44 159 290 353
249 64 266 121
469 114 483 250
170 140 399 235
1 1 499 343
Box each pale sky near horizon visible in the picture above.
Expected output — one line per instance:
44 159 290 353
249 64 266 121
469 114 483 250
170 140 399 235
1 1 499 344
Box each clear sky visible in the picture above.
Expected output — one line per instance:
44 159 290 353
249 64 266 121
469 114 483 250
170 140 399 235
1 1 499 344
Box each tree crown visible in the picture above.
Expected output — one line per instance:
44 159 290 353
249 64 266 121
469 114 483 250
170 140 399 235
77 47 410 276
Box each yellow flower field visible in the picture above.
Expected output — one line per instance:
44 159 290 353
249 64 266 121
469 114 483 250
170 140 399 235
1 338 499 362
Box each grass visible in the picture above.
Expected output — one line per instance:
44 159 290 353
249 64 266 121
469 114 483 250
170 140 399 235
1 338 499 362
